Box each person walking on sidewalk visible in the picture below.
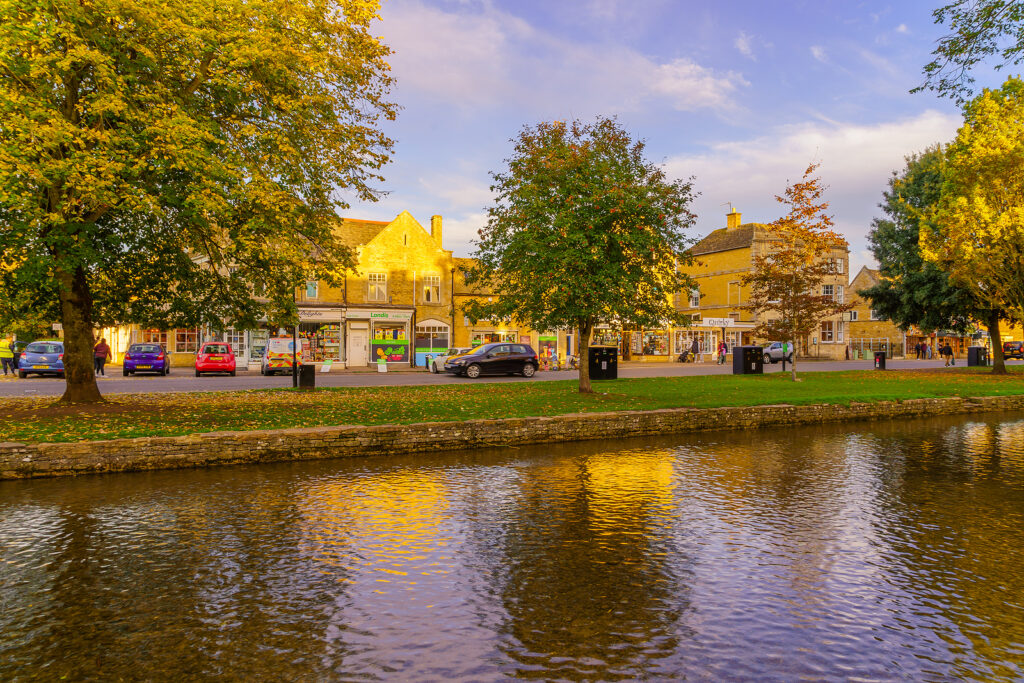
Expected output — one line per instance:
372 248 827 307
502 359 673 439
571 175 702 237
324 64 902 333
717 340 727 365
93 338 111 376
0 338 14 376
690 337 700 363
941 342 955 367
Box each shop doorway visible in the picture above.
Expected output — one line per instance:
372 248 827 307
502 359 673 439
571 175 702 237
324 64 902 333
349 331 367 367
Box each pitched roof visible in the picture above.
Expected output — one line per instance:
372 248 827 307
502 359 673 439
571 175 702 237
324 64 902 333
335 218 390 248
690 224 758 255
851 266 880 288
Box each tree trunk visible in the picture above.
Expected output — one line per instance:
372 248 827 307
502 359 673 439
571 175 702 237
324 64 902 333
790 338 798 381
621 330 631 361
57 265 103 403
987 310 1007 375
578 320 593 393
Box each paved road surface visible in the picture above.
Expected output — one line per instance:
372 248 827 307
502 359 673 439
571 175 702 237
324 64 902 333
0 358 992 398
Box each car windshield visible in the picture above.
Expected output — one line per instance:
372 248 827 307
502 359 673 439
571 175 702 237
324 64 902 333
25 343 61 354
203 344 230 354
131 344 162 354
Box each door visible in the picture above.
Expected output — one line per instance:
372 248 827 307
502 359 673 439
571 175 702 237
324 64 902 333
349 332 367 367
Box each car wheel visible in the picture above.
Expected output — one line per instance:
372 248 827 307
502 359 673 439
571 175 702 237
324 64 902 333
58 372 65 379
18 370 26 379
522 363 536 378
230 370 236 377
763 354 772 364
430 362 437 374
195 369 201 377
123 368 130 376
466 363 482 379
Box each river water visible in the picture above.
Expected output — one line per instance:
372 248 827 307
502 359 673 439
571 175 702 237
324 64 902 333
3 413 1024 680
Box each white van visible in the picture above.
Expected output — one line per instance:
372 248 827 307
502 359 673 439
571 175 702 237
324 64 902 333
260 337 307 376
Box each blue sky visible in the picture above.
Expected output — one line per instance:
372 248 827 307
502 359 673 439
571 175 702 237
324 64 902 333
344 0 985 274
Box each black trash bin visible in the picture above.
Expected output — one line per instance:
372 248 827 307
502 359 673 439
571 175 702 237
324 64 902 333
874 351 886 370
298 363 316 389
588 346 618 380
732 346 764 375
967 346 989 367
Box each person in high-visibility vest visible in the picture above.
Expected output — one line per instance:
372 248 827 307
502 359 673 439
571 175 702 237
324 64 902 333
0 338 15 376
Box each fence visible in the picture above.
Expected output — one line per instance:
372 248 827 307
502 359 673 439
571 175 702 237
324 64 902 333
849 338 903 359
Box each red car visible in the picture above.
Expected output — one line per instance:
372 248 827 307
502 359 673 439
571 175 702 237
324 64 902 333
195 342 236 377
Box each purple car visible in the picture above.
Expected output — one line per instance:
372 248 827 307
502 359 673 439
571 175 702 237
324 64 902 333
123 343 171 376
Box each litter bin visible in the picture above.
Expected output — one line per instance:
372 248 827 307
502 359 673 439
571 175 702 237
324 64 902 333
298 363 316 389
588 346 618 380
967 346 989 367
874 351 886 370
732 346 764 375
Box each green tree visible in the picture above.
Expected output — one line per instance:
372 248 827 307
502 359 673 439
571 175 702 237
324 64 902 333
917 0 1024 101
862 146 1010 373
742 164 851 381
468 117 698 393
0 0 395 402
920 77 1024 369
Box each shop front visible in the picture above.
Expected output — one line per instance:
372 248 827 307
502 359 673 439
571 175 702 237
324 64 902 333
298 308 345 365
469 328 519 347
347 309 413 366
414 320 450 367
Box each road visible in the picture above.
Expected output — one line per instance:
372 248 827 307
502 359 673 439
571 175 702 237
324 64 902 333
0 357 990 398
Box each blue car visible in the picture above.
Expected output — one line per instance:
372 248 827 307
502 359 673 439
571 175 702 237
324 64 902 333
123 343 171 376
18 340 65 379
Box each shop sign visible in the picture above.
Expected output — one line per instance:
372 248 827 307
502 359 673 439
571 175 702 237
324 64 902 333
704 318 735 328
349 310 413 321
299 308 344 321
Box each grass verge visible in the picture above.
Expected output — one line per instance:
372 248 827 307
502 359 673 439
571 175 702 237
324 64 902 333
2 367 1024 444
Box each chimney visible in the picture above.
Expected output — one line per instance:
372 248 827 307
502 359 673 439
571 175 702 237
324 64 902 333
726 208 742 230
431 215 443 246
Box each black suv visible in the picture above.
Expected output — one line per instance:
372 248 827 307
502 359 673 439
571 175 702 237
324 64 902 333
444 342 539 378
1004 341 1023 359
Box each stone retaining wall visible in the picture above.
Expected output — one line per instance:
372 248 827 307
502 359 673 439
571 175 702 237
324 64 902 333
4 394 1024 480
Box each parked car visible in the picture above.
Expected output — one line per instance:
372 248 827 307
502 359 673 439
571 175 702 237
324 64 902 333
762 341 794 364
444 342 538 378
10 340 28 369
260 337 305 376
17 340 64 379
195 342 236 377
1003 341 1024 360
123 343 171 376
428 347 472 373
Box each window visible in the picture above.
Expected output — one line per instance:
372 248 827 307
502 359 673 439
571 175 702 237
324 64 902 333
174 328 199 353
821 284 834 299
368 273 386 301
827 258 845 274
142 329 167 345
837 321 844 342
423 275 441 303
870 309 881 321
849 310 859 321
512 344 528 354
836 285 844 303
305 280 318 299
689 288 701 308
226 328 246 358
820 321 834 343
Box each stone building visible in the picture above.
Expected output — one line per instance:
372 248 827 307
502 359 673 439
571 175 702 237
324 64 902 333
678 209 850 360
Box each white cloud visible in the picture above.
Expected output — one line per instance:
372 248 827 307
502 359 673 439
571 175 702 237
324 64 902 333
810 45 827 63
664 110 962 273
379 0 748 114
895 23 909 34
734 31 755 59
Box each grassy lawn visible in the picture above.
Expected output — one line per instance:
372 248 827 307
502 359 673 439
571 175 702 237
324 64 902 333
2 367 1024 443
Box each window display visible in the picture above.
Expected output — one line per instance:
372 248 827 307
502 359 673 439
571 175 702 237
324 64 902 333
371 323 409 362
300 322 342 362
641 331 668 355
415 324 449 366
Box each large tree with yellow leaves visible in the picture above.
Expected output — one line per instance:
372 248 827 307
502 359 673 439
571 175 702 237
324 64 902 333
0 0 395 402
921 77 1024 341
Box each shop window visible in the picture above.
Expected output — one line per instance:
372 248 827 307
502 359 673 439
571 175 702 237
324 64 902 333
142 329 168 346
174 328 199 353
368 273 387 302
249 329 268 361
538 335 557 358
226 328 246 358
300 322 342 362
641 331 668 355
415 324 450 363
371 323 408 362
726 331 741 349
423 275 441 303
820 321 834 343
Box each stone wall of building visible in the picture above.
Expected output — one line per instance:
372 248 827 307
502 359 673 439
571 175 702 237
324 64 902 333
4 395 1024 480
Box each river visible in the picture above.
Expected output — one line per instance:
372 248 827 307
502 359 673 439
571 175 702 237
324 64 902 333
3 413 1024 680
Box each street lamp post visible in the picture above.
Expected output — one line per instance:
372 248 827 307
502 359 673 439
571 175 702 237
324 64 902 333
292 289 298 388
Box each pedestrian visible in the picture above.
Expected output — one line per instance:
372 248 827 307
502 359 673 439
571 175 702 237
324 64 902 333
927 343 933 359
717 340 727 365
690 337 700 363
914 342 921 359
0 337 14 376
94 337 111 376
942 342 955 367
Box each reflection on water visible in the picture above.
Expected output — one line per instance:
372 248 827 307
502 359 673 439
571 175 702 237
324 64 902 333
3 413 1024 680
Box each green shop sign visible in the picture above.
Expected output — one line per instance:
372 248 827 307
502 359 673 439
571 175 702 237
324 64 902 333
370 338 409 363
539 335 557 342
